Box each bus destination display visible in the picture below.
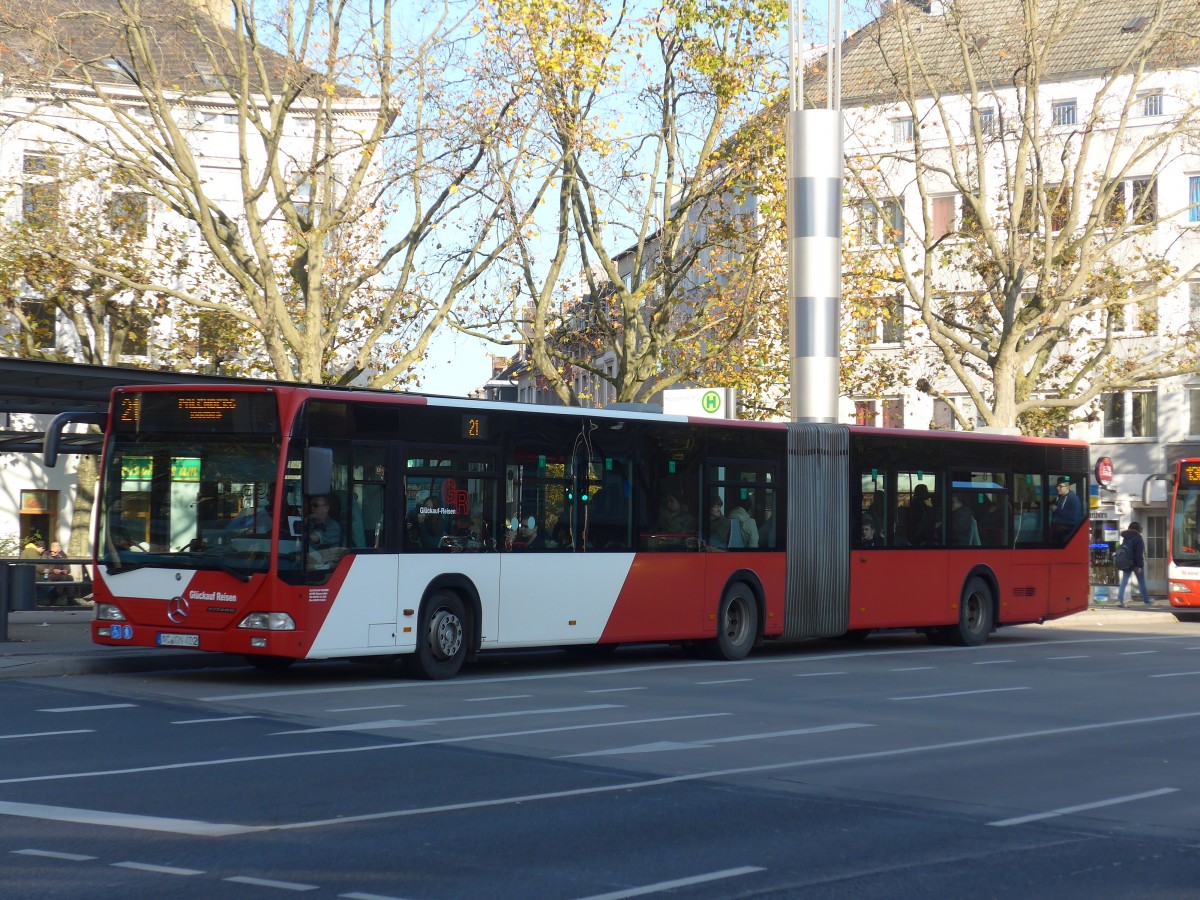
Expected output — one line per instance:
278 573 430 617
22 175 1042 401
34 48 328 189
1183 464 1200 484
114 392 279 435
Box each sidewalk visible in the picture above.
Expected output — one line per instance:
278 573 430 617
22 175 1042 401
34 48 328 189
0 603 1185 681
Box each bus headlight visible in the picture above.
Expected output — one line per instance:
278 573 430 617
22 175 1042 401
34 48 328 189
95 604 126 621
237 612 296 631
1169 582 1191 594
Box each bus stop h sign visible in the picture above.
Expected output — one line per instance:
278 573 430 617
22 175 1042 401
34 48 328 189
662 388 737 419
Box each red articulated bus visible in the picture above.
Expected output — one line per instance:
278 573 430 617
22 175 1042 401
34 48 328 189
1167 458 1200 622
46 384 1090 677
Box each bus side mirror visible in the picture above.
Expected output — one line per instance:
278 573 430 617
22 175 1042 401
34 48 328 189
304 447 333 498
43 411 108 468
1142 473 1167 505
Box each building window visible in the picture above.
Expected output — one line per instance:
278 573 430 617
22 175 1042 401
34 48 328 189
892 117 914 142
855 400 877 427
856 294 903 345
1104 177 1157 226
109 173 149 240
1102 390 1157 438
1189 175 1200 223
1051 99 1077 127
22 152 61 229
852 199 904 246
1136 89 1163 117
1190 388 1200 437
930 195 955 241
855 399 903 428
22 300 57 351
977 107 995 135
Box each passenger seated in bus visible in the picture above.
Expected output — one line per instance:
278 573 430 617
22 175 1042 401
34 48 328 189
904 484 937 546
657 493 696 533
549 516 573 549
950 494 979 546
511 516 546 550
708 495 731 548
306 495 343 564
409 495 444 549
728 495 759 549
860 515 884 548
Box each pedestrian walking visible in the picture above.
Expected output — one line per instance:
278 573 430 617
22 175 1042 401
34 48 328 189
1115 521 1151 608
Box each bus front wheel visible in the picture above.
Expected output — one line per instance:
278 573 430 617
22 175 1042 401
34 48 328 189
945 576 994 646
408 590 468 680
709 582 758 661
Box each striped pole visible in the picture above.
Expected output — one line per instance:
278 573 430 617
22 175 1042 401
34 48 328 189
788 2 843 424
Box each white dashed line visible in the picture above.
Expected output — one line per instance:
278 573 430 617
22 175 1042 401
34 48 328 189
12 849 95 861
892 687 1030 701
113 861 204 876
989 788 1178 827
0 730 92 741
225 875 319 891
574 866 765 900
39 704 135 713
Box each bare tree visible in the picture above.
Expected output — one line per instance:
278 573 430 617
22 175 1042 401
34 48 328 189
0 0 526 386
840 0 1200 432
468 0 786 405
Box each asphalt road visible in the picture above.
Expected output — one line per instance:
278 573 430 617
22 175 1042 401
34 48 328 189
2 619 1199 899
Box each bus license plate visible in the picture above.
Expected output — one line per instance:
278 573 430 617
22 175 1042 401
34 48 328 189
157 633 200 648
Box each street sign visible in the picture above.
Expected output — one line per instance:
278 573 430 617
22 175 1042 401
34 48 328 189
662 387 737 419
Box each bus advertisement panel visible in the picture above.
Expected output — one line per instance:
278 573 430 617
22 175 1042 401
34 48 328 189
62 384 1090 678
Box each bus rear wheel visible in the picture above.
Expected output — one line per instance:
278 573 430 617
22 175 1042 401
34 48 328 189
407 589 468 680
708 582 757 661
945 576 994 646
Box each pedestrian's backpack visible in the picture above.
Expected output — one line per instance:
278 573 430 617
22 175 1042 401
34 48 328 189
1113 542 1134 572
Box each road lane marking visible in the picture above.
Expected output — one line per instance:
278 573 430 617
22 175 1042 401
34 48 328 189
198 635 1188 701
0 801 259 836
695 678 752 685
0 730 92 741
462 695 532 703
1120 651 1158 656
586 687 647 694
1150 671 1200 678
973 660 1014 665
39 704 135 713
575 866 765 900
5 711 1199 835
225 875 319 890
284 704 622 735
172 716 258 725
891 666 935 672
892 687 1030 700
12 849 95 861
326 703 407 712
341 893 411 900
1047 656 1088 660
113 861 204 875
794 672 845 677
0 714 730 787
558 723 870 758
988 788 1179 827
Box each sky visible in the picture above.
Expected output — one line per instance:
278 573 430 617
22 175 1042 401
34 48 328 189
412 329 502 397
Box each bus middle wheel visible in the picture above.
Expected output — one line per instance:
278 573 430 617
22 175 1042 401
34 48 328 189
709 582 757 661
408 589 468 680
946 576 994 647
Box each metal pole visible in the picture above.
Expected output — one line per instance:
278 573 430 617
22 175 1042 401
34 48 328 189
788 0 844 424
0 562 10 642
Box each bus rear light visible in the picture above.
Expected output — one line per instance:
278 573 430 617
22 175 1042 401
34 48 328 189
250 637 267 648
237 612 296 631
96 604 126 622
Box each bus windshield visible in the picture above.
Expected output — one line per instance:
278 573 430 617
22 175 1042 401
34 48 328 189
1172 484 1200 566
99 438 283 576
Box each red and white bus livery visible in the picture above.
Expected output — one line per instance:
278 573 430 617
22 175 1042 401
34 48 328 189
50 384 1090 677
1168 458 1200 622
